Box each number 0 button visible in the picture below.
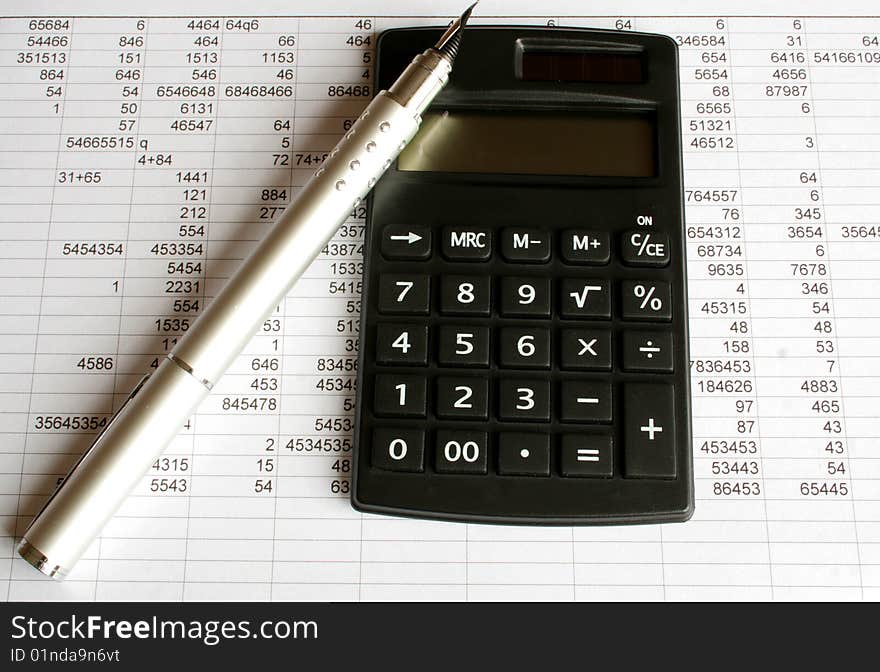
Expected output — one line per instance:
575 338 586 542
372 428 424 472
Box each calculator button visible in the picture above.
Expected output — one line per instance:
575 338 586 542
500 228 550 263
377 274 430 315
436 377 489 420
373 374 426 418
500 277 551 317
376 323 428 366
498 379 550 422
371 427 424 472
623 383 676 478
440 275 491 316
559 278 610 319
435 430 488 474
622 331 673 373
560 381 612 423
561 230 610 265
499 327 550 369
498 433 550 476
560 328 611 371
437 325 490 367
441 226 492 261
560 434 613 478
621 230 669 267
380 225 431 260
620 280 671 321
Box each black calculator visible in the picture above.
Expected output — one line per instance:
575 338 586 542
351 26 693 524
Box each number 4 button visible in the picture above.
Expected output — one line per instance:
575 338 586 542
376 324 427 365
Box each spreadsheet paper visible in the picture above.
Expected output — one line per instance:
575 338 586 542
1 0 879 601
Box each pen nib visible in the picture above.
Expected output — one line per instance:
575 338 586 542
434 1 478 63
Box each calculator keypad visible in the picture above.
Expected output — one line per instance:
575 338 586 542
357 216 691 523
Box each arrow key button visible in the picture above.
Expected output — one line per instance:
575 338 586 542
380 225 431 260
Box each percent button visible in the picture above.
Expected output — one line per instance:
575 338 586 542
621 281 672 321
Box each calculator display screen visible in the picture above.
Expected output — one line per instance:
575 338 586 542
397 111 656 177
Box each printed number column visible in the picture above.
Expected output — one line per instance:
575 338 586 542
275 16 383 601
111 17 220 599
0 17 72 598
731 17 861 599
808 17 880 598
647 15 773 600
183 17 295 600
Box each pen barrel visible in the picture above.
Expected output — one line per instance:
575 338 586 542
18 357 209 578
172 92 420 385
18 92 420 579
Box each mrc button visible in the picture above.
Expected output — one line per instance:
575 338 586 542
441 226 492 261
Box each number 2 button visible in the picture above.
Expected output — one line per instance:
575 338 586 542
436 377 489 420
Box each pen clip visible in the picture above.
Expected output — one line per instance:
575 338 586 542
23 372 152 531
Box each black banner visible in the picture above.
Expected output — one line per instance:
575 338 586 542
0 601 871 668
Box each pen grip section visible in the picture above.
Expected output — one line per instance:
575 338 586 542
171 93 419 385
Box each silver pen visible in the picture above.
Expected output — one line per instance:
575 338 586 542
18 3 477 579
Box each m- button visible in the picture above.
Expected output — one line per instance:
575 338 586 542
441 226 492 261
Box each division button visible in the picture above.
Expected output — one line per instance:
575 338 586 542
498 433 550 476
380 225 431 260
621 330 673 373
621 230 670 267
623 383 676 478
441 226 492 261
371 427 425 472
560 434 613 477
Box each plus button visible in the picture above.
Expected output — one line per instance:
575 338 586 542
640 417 663 441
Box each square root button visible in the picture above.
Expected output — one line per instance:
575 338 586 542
623 383 676 478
